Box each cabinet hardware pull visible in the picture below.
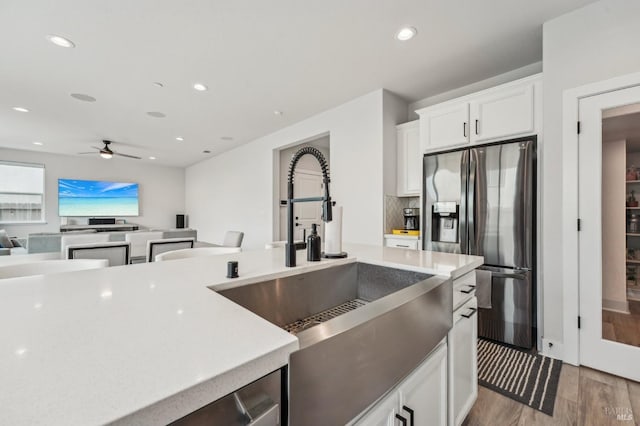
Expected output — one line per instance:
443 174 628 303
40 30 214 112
395 413 408 426
402 405 415 426
462 307 477 319
463 122 467 137
460 285 476 294
475 119 479 135
397 244 409 248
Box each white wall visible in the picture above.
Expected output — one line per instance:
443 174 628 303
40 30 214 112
186 90 386 250
542 0 640 345
602 139 628 312
0 148 185 237
382 91 409 197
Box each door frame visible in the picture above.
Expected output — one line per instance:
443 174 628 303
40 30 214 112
562 71 640 365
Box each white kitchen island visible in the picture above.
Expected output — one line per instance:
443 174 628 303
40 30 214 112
0 244 482 425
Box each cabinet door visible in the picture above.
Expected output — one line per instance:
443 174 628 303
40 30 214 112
419 103 469 152
448 298 478 426
353 391 398 426
398 343 448 426
396 122 421 196
469 84 534 144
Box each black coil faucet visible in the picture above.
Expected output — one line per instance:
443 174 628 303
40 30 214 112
286 147 332 267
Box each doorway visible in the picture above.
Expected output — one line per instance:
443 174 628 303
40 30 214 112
578 85 640 381
276 136 330 243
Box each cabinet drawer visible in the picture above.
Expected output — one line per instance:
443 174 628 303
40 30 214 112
385 238 419 250
453 270 476 310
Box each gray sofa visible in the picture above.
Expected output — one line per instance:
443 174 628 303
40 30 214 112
27 229 198 254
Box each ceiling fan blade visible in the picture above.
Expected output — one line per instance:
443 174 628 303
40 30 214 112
91 146 103 150
114 152 142 160
77 152 96 155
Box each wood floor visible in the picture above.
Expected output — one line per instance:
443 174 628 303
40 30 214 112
602 300 640 347
463 365 640 425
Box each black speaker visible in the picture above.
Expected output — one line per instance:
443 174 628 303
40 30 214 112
89 218 116 225
176 214 186 229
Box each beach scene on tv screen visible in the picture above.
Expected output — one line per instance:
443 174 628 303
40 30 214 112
58 179 139 216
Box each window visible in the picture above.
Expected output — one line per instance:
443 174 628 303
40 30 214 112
0 161 45 223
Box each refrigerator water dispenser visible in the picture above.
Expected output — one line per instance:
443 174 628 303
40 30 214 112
432 202 459 243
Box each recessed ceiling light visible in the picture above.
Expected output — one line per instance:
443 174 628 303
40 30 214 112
146 111 166 118
12 106 29 112
176 137 184 141
273 110 283 116
32 141 43 146
193 83 208 91
153 82 164 88
395 26 417 41
70 93 96 102
149 156 156 160
46 34 75 48
221 136 234 141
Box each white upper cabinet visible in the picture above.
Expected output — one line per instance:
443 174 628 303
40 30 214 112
415 74 541 154
469 84 534 144
396 121 421 196
419 103 470 152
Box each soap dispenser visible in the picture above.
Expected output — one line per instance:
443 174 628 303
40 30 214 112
307 224 321 262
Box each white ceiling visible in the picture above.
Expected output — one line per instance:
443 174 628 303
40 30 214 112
0 0 597 167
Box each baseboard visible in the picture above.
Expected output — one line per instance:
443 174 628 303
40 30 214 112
602 298 631 314
541 337 565 361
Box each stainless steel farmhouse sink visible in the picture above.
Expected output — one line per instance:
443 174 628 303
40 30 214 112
218 262 452 426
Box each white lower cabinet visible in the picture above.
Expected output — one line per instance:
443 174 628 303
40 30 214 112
354 343 448 426
448 297 478 426
384 237 419 250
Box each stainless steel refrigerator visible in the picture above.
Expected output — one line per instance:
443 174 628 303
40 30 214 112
423 138 536 348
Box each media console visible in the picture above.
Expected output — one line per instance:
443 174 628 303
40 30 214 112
60 224 140 233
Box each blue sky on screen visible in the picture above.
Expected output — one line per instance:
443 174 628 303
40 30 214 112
58 179 138 198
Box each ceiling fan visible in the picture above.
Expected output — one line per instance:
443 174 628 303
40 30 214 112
78 140 141 160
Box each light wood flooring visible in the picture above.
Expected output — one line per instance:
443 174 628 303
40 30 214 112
602 300 640 347
463 365 640 425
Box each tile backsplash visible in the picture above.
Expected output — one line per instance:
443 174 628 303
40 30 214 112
384 195 419 233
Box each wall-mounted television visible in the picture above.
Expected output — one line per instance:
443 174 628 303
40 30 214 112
58 179 139 217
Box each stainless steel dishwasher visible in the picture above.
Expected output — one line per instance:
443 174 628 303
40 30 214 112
170 368 283 426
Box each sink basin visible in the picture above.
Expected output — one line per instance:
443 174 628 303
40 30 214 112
217 261 452 426
219 262 432 340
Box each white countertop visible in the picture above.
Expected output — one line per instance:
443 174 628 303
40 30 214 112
0 244 482 425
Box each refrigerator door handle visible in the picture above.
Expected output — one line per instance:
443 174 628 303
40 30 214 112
489 271 528 280
468 149 476 255
459 150 469 254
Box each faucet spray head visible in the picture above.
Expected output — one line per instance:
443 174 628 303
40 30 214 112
322 199 333 222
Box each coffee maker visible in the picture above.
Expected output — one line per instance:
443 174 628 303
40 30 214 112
403 208 420 230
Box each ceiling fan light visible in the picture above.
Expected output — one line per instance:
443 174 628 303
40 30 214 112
100 152 113 159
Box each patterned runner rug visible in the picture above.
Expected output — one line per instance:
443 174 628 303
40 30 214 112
477 338 563 416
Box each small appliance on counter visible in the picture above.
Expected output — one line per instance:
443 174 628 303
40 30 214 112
403 207 420 230
391 207 421 236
